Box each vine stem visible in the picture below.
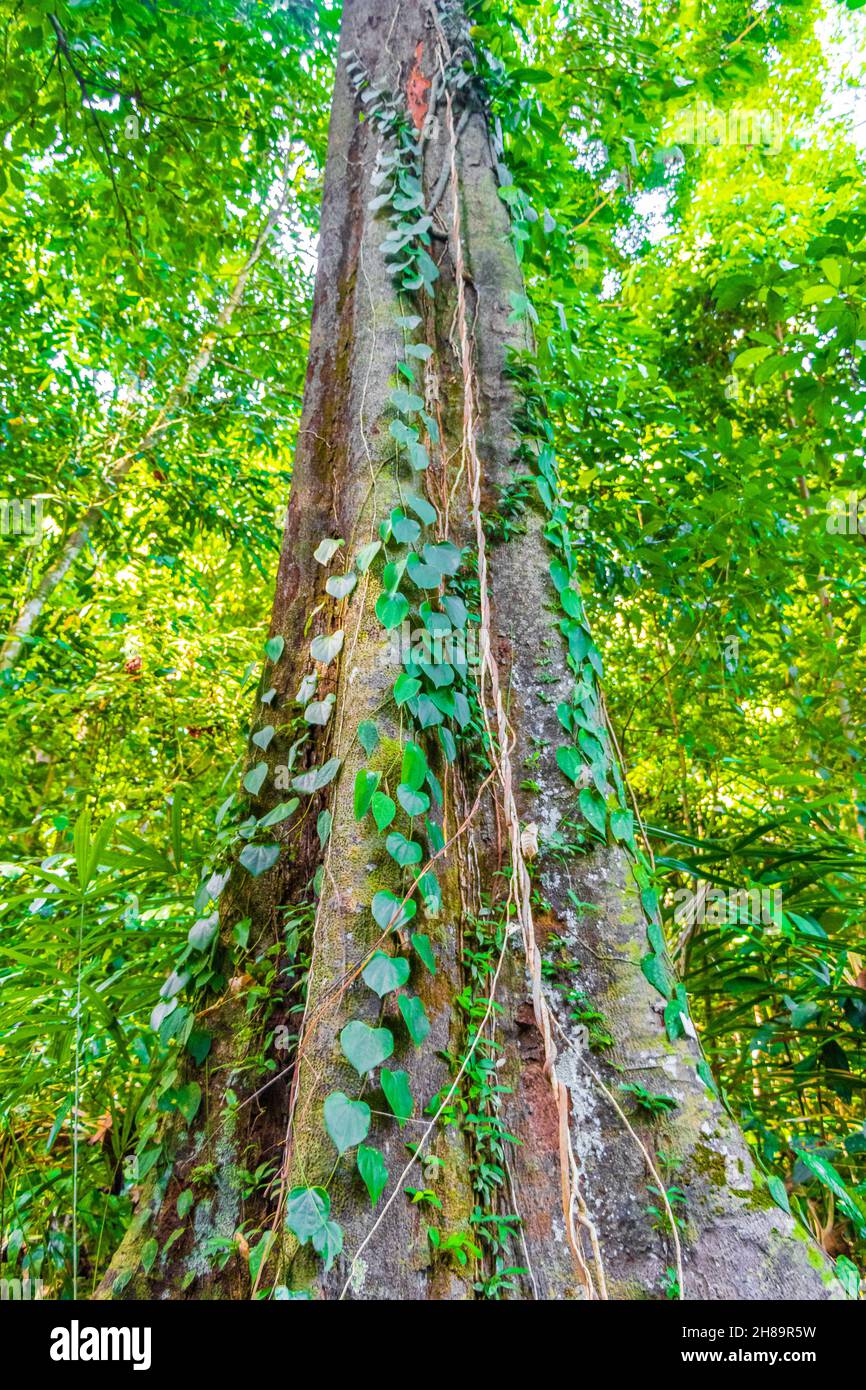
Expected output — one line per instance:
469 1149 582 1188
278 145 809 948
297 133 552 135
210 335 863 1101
436 45 605 1298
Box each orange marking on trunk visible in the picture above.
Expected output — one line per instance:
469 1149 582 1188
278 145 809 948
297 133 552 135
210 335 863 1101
406 42 431 131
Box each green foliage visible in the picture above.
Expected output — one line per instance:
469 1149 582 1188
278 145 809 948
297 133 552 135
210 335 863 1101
3 0 865 1300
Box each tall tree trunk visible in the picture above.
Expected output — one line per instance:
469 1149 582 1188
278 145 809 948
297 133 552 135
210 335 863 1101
99 0 839 1302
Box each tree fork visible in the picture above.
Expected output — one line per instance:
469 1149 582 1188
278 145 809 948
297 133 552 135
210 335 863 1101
100 0 839 1302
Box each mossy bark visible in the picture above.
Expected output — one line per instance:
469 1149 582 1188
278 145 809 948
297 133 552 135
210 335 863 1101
100 0 840 1301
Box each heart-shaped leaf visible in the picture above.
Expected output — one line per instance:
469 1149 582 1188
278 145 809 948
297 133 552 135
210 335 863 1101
397 783 429 816
357 1145 388 1207
238 843 280 877
357 720 379 755
394 673 421 706
386 831 423 867
310 630 344 664
326 572 357 600
243 761 268 795
380 1068 413 1126
372 791 396 831
406 555 440 589
390 418 419 447
556 745 581 784
304 696 335 726
317 809 332 849
390 509 421 545
441 593 469 628
371 890 416 932
418 870 442 916
284 1187 344 1272
376 591 409 630
362 951 411 997
390 386 424 414
285 1185 330 1241
340 1021 394 1075
324 1091 371 1154
399 994 430 1046
252 725 275 751
188 913 218 951
314 537 343 566
578 786 607 836
292 758 341 794
424 541 461 575
264 635 285 663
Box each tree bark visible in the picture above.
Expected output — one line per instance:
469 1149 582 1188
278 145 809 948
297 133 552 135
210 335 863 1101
99 0 840 1302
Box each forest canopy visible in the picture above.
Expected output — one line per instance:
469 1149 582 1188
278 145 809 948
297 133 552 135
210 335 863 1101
1 0 865 1303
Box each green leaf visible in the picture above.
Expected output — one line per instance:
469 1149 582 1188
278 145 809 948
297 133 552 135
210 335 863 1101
159 1081 201 1124
188 913 218 951
317 809 332 849
362 950 410 997
401 741 428 790
340 1020 394 1074
418 870 442 916
412 933 437 974
310 630 344 664
386 831 423 866
304 695 335 726
357 720 380 756
323 1091 371 1154
371 890 416 932
398 994 430 1046
326 572 357 599
292 758 341 794
390 508 421 545
239 843 280 877
376 590 409 630
356 540 381 573
578 786 607 836
406 494 437 526
243 761 268 795
422 542 461 576
610 808 634 845
766 1174 791 1215
265 635 285 663
397 783 429 816
372 791 396 831
284 1186 344 1271
390 386 424 413
285 1185 330 1241
357 1145 388 1207
380 1067 413 1126
641 951 674 1001
406 555 441 589
258 798 299 828
314 537 343 565
394 672 422 705
354 768 381 820
252 725 275 751
556 745 581 784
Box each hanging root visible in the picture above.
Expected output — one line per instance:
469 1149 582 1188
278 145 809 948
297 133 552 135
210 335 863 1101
438 55 606 1300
